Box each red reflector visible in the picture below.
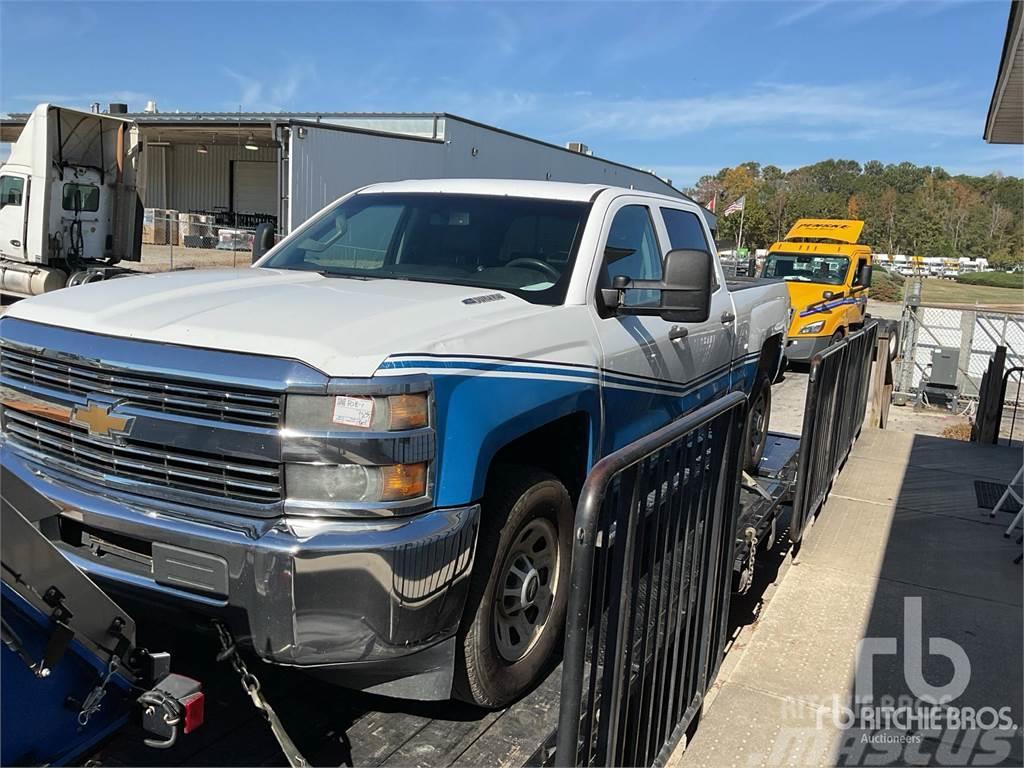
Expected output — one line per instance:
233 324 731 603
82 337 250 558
182 691 205 734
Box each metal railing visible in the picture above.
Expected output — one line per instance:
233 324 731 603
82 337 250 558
555 391 747 767
1000 367 1023 447
973 348 1023 447
790 321 878 544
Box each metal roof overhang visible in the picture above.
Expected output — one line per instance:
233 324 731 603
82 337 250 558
985 0 1024 144
139 123 277 149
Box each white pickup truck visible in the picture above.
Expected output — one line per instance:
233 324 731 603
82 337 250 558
0 179 789 708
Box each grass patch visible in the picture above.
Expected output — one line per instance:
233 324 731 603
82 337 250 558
955 271 1023 289
920 278 1023 308
941 422 973 441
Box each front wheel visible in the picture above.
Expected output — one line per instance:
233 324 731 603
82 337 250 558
453 466 572 709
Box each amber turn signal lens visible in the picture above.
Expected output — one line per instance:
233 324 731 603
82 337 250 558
387 394 429 430
380 462 427 500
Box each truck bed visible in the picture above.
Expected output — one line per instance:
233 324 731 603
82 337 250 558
725 276 782 291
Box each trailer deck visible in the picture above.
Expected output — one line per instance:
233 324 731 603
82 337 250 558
88 436 800 768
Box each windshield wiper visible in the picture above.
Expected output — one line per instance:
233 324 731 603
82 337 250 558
318 270 378 280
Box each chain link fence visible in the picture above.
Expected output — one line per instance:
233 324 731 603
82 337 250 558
140 210 282 272
895 303 1024 400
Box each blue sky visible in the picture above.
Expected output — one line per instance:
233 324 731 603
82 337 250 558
2 0 1021 186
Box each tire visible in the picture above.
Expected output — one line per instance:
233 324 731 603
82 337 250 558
743 374 772 473
453 466 572 708
829 329 844 346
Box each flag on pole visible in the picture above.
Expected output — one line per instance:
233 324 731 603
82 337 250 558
706 195 716 213
723 195 746 217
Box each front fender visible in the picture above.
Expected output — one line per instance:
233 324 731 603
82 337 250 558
429 370 601 505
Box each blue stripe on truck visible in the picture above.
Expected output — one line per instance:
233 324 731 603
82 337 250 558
381 354 761 506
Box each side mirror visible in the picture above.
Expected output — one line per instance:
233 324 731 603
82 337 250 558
661 248 713 323
601 249 713 324
252 222 276 264
859 264 873 287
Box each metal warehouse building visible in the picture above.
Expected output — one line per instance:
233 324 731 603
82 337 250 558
1 106 715 235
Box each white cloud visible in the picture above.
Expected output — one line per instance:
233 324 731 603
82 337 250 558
456 80 979 145
773 1 831 29
223 62 316 112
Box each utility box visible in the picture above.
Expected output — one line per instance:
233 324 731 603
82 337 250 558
930 347 959 387
923 347 959 406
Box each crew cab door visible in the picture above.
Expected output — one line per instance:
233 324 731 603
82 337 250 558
655 204 736 395
590 197 734 453
0 172 28 260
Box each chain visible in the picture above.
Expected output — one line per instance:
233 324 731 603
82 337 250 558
212 621 310 768
78 656 120 726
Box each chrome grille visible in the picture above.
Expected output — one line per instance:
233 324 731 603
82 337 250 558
0 346 281 427
3 408 281 504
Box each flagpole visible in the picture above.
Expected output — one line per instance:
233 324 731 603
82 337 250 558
737 201 745 251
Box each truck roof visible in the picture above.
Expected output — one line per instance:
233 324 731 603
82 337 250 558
358 178 693 204
782 218 864 244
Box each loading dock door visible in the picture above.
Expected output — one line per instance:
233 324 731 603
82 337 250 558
232 161 276 215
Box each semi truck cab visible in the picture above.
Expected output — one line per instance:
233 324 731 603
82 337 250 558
0 104 144 297
761 218 873 362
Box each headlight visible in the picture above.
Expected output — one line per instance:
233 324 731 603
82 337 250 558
286 462 427 503
286 392 429 431
799 321 826 334
283 385 432 512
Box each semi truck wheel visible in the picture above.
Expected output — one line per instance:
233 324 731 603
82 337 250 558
743 375 772 473
453 466 572 709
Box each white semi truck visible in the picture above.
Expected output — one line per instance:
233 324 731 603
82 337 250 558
0 104 145 297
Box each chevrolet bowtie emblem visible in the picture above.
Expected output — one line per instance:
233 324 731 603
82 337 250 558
71 401 134 438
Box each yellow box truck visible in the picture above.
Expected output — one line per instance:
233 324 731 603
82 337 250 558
761 218 873 362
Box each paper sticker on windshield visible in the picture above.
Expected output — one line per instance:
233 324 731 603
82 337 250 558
333 396 374 428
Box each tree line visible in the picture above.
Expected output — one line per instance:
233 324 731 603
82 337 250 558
687 160 1023 270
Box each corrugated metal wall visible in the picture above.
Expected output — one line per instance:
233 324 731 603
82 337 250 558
288 129 445 229
287 119 710 231
143 143 277 213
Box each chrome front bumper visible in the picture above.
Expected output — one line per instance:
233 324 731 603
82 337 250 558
785 334 833 362
1 442 479 699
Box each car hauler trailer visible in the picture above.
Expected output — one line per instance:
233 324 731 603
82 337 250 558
30 321 879 768
0 104 145 297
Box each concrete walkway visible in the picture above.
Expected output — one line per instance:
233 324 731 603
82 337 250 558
672 429 1023 767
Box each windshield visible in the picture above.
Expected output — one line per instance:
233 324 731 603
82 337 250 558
260 193 590 305
763 252 850 286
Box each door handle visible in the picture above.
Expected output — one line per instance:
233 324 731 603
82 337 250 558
721 311 735 325
669 325 688 341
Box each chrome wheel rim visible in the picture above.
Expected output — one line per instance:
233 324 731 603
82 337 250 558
493 517 559 662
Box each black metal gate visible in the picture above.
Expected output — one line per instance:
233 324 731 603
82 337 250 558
554 391 747 767
790 321 878 544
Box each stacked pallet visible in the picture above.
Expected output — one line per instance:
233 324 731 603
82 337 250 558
177 213 217 248
142 208 178 245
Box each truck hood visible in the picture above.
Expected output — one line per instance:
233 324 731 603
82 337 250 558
4 268 551 377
